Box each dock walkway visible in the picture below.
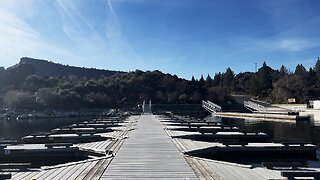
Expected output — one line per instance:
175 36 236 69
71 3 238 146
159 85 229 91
100 114 198 179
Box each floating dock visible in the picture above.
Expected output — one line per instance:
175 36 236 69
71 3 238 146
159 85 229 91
162 115 320 179
1 114 319 180
0 115 138 179
100 114 198 179
203 100 310 122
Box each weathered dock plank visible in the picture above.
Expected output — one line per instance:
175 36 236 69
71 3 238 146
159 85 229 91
100 114 198 179
7 158 109 180
2 116 140 180
159 115 288 180
75 140 113 155
204 159 284 180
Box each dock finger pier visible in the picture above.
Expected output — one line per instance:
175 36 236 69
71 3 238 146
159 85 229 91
1 110 320 179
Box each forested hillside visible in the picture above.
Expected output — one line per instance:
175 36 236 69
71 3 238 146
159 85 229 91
1 57 320 109
231 59 320 103
0 69 228 109
12 57 122 79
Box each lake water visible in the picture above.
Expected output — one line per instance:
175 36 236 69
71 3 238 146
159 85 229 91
1 114 320 146
0 117 90 140
207 116 320 146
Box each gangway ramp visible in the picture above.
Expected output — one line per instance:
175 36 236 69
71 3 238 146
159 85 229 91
244 100 291 114
244 101 266 112
202 100 222 113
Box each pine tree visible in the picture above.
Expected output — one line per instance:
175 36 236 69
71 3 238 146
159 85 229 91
308 67 316 85
279 65 288 76
257 61 273 90
213 73 222 86
191 76 196 85
205 74 213 87
314 57 320 76
223 67 234 87
294 64 307 78
199 75 205 87
262 61 267 67
314 57 320 86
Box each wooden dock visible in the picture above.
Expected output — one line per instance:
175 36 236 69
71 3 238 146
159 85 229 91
100 114 198 179
160 115 320 180
2 114 319 180
0 115 139 180
3 157 113 180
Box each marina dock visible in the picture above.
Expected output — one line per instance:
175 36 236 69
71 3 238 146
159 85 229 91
1 114 319 179
100 114 198 179
160 115 320 179
203 100 310 122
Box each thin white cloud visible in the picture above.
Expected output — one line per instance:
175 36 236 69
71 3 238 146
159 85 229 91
107 0 119 21
0 0 176 72
277 38 318 52
104 0 122 44
54 0 144 70
0 1 77 67
225 37 317 61
103 0 144 68
244 37 320 53
55 0 104 45
254 1 320 52
220 0 320 62
282 58 316 66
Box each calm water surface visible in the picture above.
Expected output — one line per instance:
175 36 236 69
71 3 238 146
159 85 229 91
2 114 320 146
208 116 320 146
0 117 91 140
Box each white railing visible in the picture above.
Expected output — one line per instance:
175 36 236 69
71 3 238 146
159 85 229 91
202 100 222 113
244 101 265 112
142 100 152 113
142 100 145 112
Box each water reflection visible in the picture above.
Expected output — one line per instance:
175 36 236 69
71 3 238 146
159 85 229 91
206 116 320 146
312 119 320 126
0 117 91 140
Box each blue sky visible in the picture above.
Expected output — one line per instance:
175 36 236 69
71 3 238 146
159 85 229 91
1 0 320 79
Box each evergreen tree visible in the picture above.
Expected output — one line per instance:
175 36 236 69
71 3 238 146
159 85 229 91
257 61 273 90
308 68 316 85
191 76 196 82
249 77 260 96
199 75 205 86
279 65 288 76
205 74 213 87
294 64 307 78
190 76 196 87
223 67 234 87
262 61 267 68
314 57 320 86
314 57 320 76
213 73 222 86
